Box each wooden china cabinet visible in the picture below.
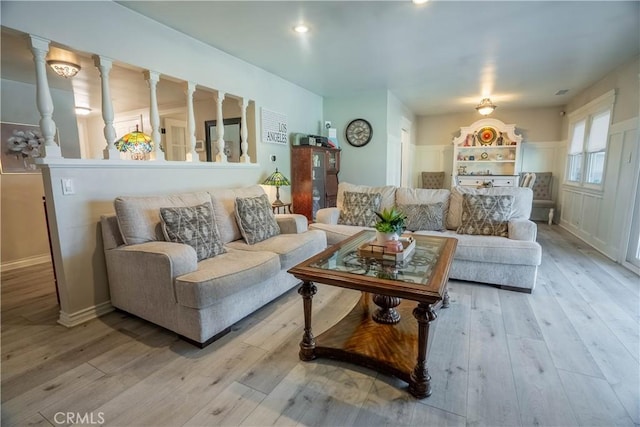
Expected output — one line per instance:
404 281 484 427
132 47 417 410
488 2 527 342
291 146 341 221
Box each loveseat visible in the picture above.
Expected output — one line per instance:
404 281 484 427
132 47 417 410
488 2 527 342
100 185 326 347
309 182 542 292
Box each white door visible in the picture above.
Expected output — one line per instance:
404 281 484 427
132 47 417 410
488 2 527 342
164 118 187 161
626 172 640 270
400 117 412 188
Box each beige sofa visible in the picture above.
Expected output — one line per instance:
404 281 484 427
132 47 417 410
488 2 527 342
100 185 326 347
310 182 542 292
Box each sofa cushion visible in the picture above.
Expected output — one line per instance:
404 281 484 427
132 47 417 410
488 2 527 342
447 186 533 230
160 202 226 261
396 187 450 230
338 191 381 227
414 230 541 266
174 248 281 309
115 192 211 245
235 194 280 245
226 229 327 270
399 203 445 231
457 194 513 237
337 182 396 211
208 185 266 244
309 222 369 246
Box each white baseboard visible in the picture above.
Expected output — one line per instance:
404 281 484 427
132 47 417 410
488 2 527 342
1 254 51 272
58 301 114 327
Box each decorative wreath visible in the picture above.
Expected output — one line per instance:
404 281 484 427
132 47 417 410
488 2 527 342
478 127 497 146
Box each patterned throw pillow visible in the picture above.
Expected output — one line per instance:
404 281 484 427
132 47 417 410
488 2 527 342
456 194 513 237
234 194 280 245
160 202 226 261
338 191 382 227
399 203 445 231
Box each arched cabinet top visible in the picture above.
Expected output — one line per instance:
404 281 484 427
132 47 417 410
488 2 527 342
452 118 522 146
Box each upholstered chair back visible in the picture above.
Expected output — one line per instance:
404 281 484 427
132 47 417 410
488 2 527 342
531 172 553 200
421 171 446 189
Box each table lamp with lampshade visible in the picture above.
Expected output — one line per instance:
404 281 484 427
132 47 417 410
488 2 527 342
262 168 291 208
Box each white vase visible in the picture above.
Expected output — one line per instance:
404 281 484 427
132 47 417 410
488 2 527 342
376 231 398 245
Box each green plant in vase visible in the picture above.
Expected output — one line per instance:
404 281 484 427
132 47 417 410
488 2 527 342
374 207 407 245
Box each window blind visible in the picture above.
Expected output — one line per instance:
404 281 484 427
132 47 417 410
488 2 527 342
569 120 586 155
586 110 611 152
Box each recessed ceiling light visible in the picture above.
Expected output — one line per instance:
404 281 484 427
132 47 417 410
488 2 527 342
412 0 429 4
293 24 309 34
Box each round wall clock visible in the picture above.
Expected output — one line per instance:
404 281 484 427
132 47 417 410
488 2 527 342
345 118 373 147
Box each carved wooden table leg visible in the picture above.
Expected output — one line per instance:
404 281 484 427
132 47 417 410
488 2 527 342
372 294 402 324
409 302 437 398
298 281 317 361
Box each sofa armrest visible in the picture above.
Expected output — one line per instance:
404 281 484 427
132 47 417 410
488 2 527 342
508 219 538 241
316 207 341 225
275 214 309 234
107 241 198 281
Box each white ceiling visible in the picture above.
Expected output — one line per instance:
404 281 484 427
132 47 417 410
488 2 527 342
116 0 640 115
1 2 638 117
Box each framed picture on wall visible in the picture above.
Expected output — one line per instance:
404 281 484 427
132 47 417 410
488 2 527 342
0 121 54 174
204 118 241 162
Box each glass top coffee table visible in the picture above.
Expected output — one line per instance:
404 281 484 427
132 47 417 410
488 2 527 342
288 230 457 398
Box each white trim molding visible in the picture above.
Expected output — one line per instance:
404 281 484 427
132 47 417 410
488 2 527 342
58 301 114 327
1 254 51 272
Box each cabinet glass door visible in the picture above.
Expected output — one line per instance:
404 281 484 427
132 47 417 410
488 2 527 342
327 150 338 172
312 150 325 219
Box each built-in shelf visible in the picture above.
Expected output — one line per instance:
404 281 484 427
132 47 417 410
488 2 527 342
452 118 523 187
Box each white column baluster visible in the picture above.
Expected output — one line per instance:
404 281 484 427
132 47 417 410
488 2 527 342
185 82 198 162
93 55 119 160
239 98 250 163
144 70 164 161
29 35 62 158
215 91 226 162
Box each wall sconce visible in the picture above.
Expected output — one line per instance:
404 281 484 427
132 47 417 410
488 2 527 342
47 59 81 78
475 98 497 116
75 107 91 116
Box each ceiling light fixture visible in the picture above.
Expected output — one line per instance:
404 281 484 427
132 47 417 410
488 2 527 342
475 98 497 116
75 107 91 116
293 24 309 34
412 0 429 4
47 59 81 78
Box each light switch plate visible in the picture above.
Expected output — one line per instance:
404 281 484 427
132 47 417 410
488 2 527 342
61 178 75 195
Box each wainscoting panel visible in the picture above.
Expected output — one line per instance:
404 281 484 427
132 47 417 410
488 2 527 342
559 118 638 262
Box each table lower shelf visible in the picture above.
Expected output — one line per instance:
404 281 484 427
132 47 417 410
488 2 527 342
311 294 423 384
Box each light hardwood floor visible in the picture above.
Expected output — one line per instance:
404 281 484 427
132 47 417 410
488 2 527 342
2 225 639 426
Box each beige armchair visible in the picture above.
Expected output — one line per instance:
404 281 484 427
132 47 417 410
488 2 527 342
421 171 445 189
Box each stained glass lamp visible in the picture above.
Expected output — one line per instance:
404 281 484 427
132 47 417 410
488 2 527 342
262 168 291 207
115 125 153 160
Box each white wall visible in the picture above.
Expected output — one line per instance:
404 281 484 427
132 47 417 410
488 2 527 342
559 57 639 263
0 78 80 267
414 106 567 192
1 1 322 174
323 90 388 186
1 1 323 324
386 91 416 187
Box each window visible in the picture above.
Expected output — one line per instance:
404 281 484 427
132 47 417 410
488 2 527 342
567 119 585 182
585 110 610 184
566 90 615 188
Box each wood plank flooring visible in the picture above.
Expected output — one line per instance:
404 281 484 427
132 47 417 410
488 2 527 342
2 224 638 426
